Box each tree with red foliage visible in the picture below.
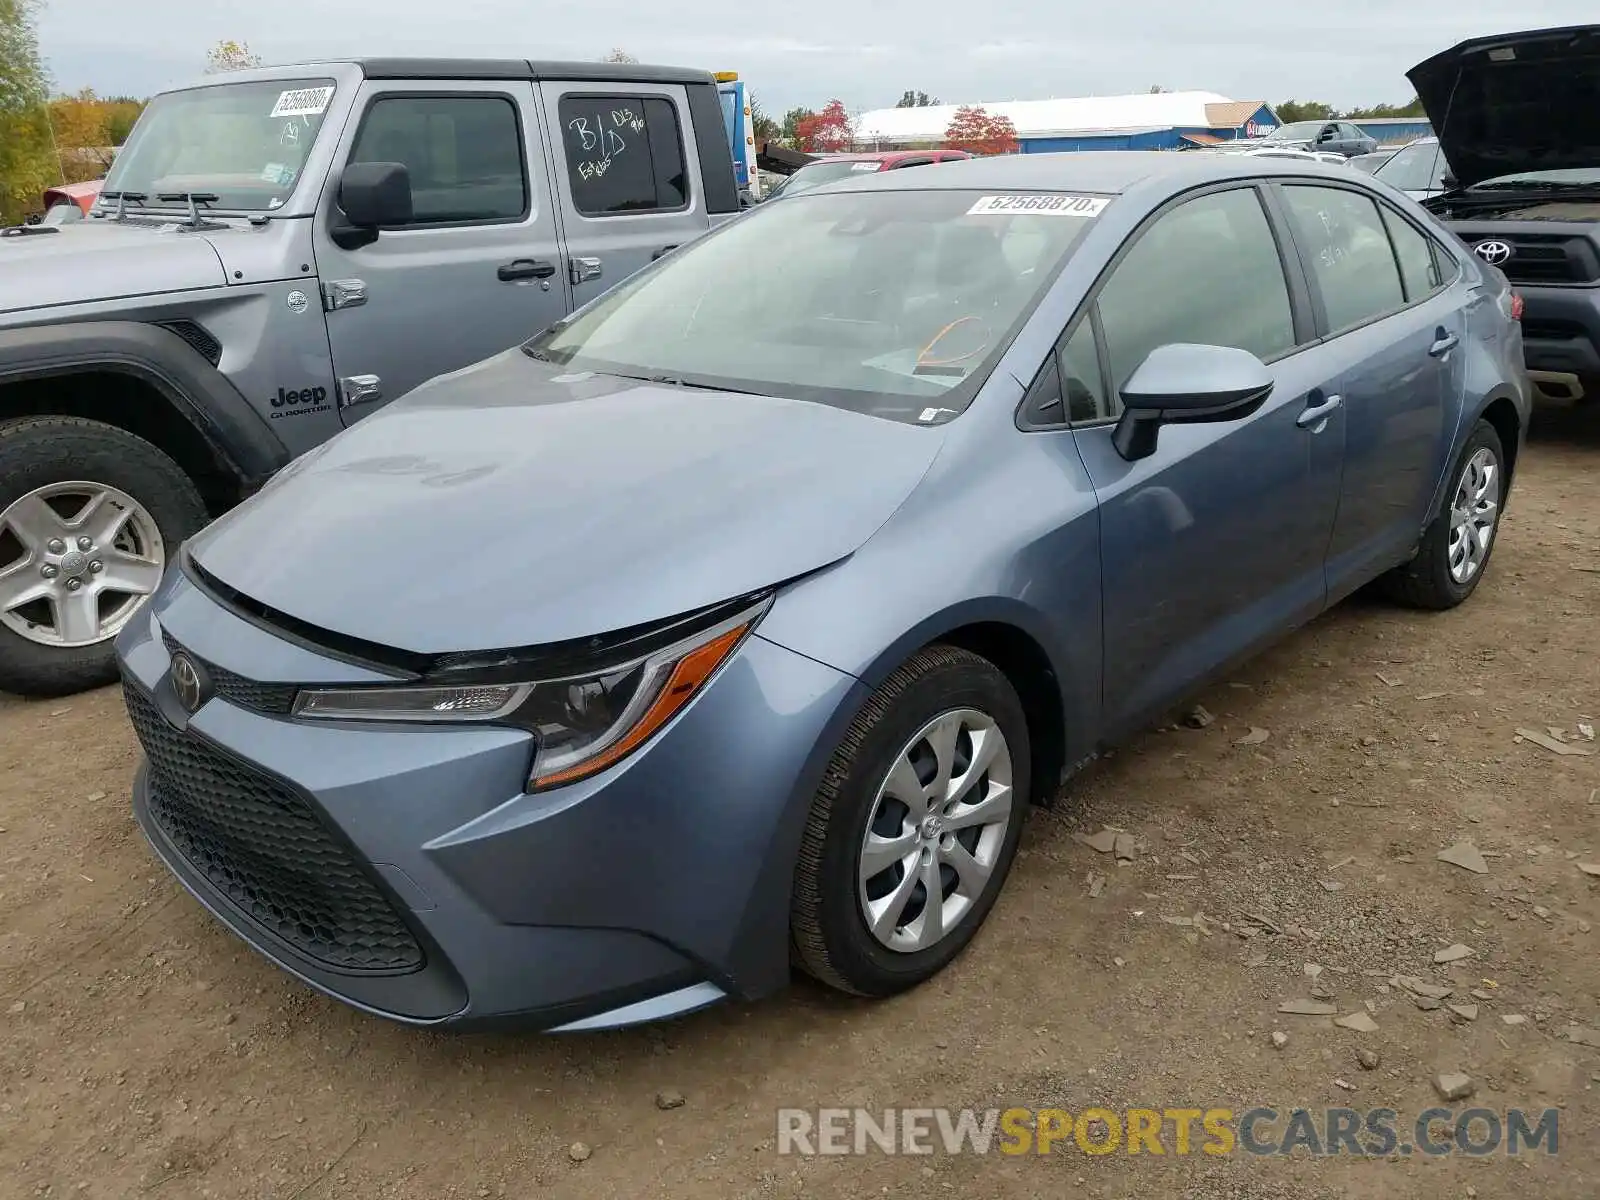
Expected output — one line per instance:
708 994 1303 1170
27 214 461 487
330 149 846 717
794 99 854 153
944 106 1019 156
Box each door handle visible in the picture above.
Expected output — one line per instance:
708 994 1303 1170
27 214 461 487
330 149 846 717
1429 332 1460 358
497 258 556 282
1296 393 1343 430
651 244 679 261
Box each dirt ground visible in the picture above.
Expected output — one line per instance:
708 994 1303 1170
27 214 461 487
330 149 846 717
2 406 1597 1200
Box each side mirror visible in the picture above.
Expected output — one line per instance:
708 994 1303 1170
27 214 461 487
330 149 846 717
1112 343 1274 461
331 161 412 250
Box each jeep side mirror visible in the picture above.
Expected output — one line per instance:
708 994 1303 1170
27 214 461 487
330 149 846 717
1112 343 1274 461
331 161 412 250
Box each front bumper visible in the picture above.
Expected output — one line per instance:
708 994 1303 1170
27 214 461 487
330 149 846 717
1516 283 1600 401
117 568 862 1029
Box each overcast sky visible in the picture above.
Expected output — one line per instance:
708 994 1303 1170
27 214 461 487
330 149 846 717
36 0 1596 114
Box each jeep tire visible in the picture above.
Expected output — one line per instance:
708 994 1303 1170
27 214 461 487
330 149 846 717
0 416 207 697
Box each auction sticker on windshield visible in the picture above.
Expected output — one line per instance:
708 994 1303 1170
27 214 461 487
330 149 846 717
269 86 335 118
966 194 1108 217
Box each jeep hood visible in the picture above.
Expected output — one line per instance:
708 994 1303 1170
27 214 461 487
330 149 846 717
1408 24 1600 188
188 350 944 656
0 222 227 315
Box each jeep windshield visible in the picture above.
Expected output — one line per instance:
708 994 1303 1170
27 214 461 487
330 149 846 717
99 78 337 213
523 188 1105 423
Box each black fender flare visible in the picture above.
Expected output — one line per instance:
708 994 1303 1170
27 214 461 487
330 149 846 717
0 320 289 488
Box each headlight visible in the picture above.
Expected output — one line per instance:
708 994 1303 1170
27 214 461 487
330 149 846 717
292 597 769 790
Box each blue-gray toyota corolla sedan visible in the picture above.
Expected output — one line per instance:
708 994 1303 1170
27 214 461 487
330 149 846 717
117 153 1530 1030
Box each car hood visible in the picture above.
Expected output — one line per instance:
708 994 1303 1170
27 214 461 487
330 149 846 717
188 351 945 656
0 220 227 315
1408 24 1600 188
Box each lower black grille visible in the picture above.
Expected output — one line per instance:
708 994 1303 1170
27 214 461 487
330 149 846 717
125 683 423 973
161 632 297 715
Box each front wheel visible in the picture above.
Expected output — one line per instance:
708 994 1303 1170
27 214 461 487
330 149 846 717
790 645 1030 997
1380 418 1506 610
0 416 207 697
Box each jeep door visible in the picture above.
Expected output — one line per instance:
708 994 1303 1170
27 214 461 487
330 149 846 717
313 77 570 424
537 81 712 308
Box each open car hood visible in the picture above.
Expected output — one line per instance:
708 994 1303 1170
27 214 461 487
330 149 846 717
1407 24 1600 188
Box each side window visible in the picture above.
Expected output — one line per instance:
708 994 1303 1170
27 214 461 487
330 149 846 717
1281 186 1405 334
1380 206 1443 301
558 95 689 216
348 94 527 225
1096 187 1297 393
1061 319 1110 424
1341 123 1363 142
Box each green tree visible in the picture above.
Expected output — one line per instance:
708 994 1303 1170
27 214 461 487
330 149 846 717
780 106 814 145
896 89 938 108
1341 97 1427 119
102 96 145 145
749 96 778 143
205 38 264 73
1275 100 1335 124
0 0 54 223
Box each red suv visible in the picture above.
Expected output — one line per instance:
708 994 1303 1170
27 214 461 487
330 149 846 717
767 150 973 201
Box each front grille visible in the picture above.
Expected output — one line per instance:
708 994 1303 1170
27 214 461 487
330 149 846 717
1520 318 1591 343
161 632 297 715
1493 237 1600 286
125 683 424 973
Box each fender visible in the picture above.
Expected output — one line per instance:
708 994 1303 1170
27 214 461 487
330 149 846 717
1414 383 1528 546
0 320 290 488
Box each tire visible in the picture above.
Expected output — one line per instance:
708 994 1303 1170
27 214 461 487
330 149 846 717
790 644 1031 997
1380 418 1506 611
0 416 207 697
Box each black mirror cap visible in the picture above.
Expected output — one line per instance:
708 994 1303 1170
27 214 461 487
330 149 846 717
339 161 413 229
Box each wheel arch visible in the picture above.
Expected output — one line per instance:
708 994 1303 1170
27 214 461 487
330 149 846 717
0 321 289 512
844 599 1079 808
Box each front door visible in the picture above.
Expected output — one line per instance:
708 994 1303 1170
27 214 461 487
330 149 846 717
312 78 570 423
537 80 712 308
1274 183 1460 596
1069 185 1347 735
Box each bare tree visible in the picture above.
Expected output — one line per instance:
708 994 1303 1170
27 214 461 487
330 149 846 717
602 48 638 63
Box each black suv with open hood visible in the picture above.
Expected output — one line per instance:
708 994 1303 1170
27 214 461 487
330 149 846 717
1411 24 1600 403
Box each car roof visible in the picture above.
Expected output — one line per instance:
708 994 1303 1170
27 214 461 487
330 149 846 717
187 57 717 87
807 150 1362 197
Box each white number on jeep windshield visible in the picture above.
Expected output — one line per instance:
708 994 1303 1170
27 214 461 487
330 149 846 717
270 86 335 118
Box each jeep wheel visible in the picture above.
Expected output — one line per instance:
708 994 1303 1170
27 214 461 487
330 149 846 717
0 417 207 697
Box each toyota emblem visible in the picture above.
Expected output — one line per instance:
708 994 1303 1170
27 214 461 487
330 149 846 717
1473 240 1513 266
170 652 207 713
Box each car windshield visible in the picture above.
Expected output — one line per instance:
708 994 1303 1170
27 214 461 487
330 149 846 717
524 188 1107 422
99 78 337 212
775 160 885 197
1264 122 1325 142
1468 166 1600 192
1375 140 1448 193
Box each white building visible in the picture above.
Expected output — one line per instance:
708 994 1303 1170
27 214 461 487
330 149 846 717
853 91 1278 154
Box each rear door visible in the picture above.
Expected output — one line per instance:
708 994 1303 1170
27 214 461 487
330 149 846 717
538 81 711 307
313 77 569 422
1273 181 1459 597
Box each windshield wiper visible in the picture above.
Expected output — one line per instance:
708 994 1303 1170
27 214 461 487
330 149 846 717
98 190 147 222
156 192 223 231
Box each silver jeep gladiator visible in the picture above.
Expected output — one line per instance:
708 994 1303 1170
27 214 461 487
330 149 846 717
0 57 741 697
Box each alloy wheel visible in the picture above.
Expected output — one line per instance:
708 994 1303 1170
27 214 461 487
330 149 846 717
0 481 165 648
857 708 1015 953
1447 447 1500 585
